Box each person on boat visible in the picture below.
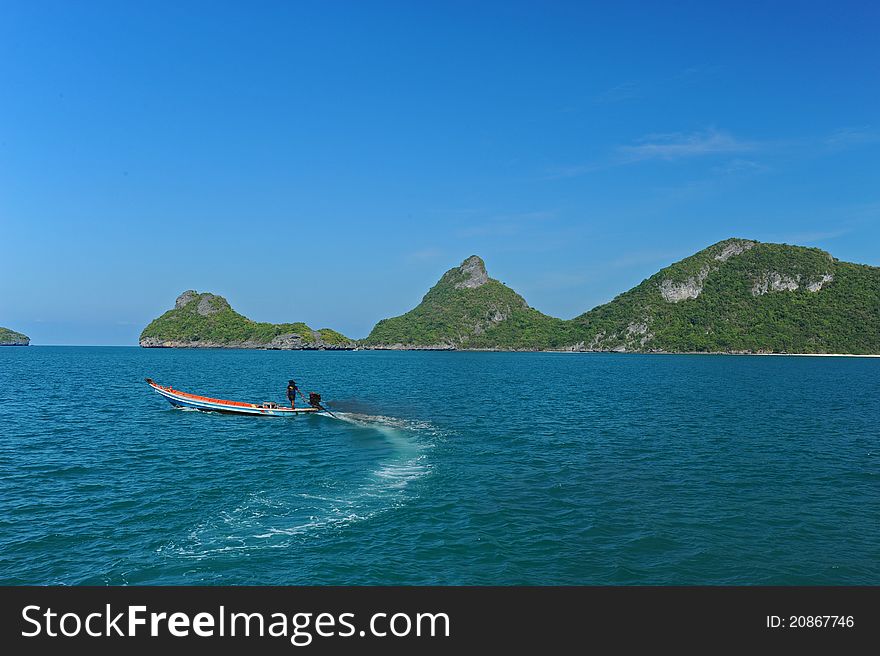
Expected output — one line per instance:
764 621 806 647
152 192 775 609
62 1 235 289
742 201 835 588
287 380 299 409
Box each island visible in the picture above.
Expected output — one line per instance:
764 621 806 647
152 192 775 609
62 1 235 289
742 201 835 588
139 239 880 354
0 327 30 346
362 239 880 354
139 290 355 349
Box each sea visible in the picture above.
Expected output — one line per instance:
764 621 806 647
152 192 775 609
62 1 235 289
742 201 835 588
0 347 877 585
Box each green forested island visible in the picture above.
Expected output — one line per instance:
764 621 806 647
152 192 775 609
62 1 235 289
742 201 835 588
566 239 880 354
364 255 570 350
362 239 880 354
139 290 354 349
140 239 880 354
0 327 30 346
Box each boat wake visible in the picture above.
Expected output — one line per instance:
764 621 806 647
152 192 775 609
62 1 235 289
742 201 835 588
160 412 438 560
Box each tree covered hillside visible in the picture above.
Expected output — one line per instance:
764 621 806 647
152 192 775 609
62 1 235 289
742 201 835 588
140 290 353 349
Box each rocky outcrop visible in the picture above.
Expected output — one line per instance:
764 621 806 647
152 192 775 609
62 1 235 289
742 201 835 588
714 239 756 262
454 255 490 289
752 272 834 296
197 295 228 316
361 343 457 351
174 290 230 316
0 327 29 346
807 274 834 292
659 267 710 302
139 335 352 350
175 290 198 309
752 272 800 295
659 239 757 303
471 302 525 336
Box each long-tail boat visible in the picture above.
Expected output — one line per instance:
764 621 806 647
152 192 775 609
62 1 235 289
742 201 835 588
145 378 323 416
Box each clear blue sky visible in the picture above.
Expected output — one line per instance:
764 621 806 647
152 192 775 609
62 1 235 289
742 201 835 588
1 1 878 344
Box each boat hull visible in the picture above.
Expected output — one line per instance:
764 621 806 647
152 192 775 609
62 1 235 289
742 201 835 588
146 380 320 417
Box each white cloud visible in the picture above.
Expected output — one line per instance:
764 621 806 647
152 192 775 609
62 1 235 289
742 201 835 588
825 127 880 148
594 81 641 104
617 129 755 162
545 128 759 179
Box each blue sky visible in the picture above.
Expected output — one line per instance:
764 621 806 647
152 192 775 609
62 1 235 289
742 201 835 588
1 1 878 344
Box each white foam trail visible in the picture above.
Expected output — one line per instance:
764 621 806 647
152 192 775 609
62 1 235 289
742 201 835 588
161 412 438 559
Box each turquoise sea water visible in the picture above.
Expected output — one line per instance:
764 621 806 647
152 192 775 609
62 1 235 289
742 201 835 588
0 347 877 585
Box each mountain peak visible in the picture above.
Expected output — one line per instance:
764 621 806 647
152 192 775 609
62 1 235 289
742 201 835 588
174 290 230 316
175 290 199 308
365 254 544 348
454 255 489 289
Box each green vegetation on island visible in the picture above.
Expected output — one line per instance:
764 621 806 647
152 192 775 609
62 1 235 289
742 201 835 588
364 240 880 354
363 256 573 349
139 290 354 349
0 327 30 346
140 239 880 354
316 327 354 347
363 255 577 349
570 239 880 354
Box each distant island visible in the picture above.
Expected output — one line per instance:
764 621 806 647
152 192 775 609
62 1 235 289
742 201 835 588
139 291 355 349
140 238 880 354
0 327 30 346
364 254 566 350
363 238 880 354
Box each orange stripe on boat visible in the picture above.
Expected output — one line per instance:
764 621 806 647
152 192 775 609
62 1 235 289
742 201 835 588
152 382 258 408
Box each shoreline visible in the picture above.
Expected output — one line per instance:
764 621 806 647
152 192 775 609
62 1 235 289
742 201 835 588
359 346 880 357
743 352 880 358
139 344 879 357
21 344 880 357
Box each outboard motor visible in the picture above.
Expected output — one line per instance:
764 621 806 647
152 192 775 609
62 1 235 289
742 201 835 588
308 392 322 408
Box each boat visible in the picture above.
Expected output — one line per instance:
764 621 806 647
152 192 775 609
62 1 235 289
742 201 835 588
145 378 322 416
